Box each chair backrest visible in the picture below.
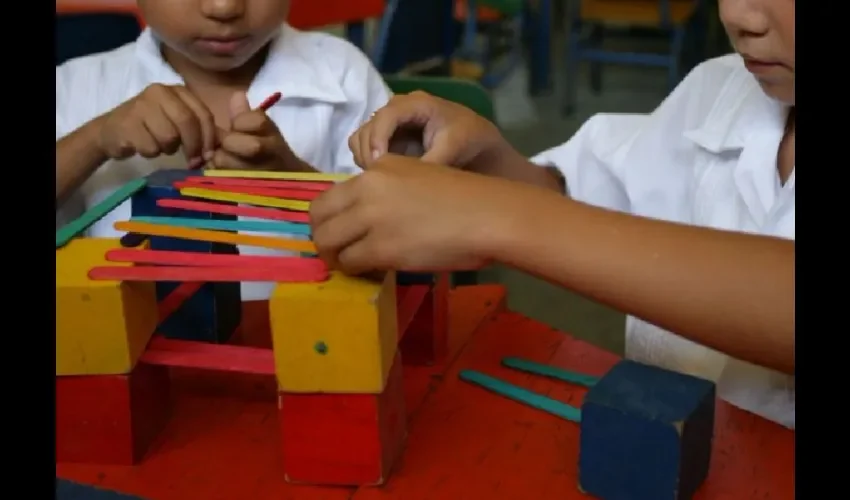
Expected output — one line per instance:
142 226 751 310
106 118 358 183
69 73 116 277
383 75 496 123
56 13 142 65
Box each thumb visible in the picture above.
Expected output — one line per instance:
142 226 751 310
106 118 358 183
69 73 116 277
229 91 252 120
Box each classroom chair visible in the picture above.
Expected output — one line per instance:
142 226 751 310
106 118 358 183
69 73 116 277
562 0 707 115
56 12 143 65
384 75 498 287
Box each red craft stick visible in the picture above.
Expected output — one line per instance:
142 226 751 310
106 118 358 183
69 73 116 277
141 336 276 375
88 265 327 283
158 281 204 323
172 181 321 201
156 199 310 223
107 248 326 271
396 285 430 341
184 177 331 191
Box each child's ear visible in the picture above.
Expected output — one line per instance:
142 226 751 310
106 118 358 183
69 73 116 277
229 91 252 119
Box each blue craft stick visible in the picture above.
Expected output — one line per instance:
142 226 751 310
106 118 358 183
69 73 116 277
130 216 311 236
459 370 582 423
502 357 600 388
56 178 147 248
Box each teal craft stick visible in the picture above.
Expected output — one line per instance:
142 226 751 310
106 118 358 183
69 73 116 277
56 178 147 248
459 370 582 423
130 216 311 236
502 357 600 388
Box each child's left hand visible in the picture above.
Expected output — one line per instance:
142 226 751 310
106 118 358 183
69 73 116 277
209 92 300 171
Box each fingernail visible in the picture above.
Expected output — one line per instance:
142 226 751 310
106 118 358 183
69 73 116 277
187 157 203 170
203 150 214 160
371 149 381 160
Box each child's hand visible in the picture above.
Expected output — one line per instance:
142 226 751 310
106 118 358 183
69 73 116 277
209 92 299 171
97 84 219 162
310 154 542 275
349 91 509 172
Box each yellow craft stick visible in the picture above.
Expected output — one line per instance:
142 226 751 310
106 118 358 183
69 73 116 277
180 187 311 212
203 170 352 182
114 221 317 254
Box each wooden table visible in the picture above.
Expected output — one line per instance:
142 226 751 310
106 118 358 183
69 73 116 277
57 285 794 499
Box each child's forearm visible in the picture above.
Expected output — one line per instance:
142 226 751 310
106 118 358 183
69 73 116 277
483 191 795 374
56 117 108 205
471 146 564 193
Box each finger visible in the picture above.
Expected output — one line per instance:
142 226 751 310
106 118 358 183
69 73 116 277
210 149 254 170
335 237 379 275
131 122 163 158
348 130 365 169
220 132 267 160
359 123 376 167
309 179 359 230
231 111 270 134
420 138 458 165
229 91 252 120
140 102 181 155
172 86 218 158
367 96 434 158
311 205 370 269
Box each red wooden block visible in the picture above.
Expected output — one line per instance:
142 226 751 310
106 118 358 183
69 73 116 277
56 363 171 465
279 353 407 486
399 273 450 365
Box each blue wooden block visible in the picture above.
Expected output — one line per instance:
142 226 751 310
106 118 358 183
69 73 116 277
578 360 716 500
131 169 241 343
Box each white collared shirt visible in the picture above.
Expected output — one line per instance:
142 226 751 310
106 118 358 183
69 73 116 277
531 54 795 428
56 25 391 300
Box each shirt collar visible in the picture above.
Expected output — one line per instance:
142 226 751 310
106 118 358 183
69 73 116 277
683 64 789 154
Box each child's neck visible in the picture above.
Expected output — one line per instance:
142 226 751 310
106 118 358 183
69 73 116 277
777 108 795 185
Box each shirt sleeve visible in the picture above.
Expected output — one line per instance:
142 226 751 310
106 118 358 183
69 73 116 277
530 61 713 213
328 51 392 176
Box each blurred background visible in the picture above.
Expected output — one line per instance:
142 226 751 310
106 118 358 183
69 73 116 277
56 0 734 355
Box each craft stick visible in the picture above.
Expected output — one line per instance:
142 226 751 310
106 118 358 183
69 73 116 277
459 370 582 423
107 249 325 270
156 199 310 223
501 358 600 388
114 220 317 253
131 216 311 236
188 91 283 170
172 181 321 201
56 178 147 248
203 169 351 182
88 264 327 283
184 177 331 191
141 336 276 375
158 281 204 323
179 187 311 211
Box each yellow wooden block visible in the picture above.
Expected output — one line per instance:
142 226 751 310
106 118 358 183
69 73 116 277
56 238 158 376
269 271 398 393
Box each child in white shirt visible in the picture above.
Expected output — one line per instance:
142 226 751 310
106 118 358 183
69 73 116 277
56 0 390 300
311 0 795 428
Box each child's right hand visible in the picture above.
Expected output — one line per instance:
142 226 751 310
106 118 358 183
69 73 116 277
96 84 219 162
350 91 511 173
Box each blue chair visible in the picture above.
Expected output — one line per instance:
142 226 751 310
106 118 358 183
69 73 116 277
56 13 142 65
562 0 708 115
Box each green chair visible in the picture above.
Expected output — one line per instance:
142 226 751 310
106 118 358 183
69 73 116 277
382 75 497 286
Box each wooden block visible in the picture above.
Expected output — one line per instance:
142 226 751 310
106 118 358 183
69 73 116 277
269 271 398 393
398 273 450 365
56 363 171 465
131 169 241 344
56 238 158 376
578 360 716 500
279 353 406 486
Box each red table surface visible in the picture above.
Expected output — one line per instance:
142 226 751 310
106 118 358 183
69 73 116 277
57 285 794 499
